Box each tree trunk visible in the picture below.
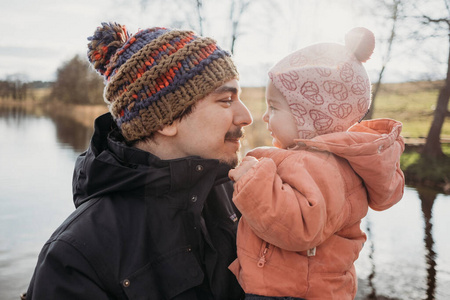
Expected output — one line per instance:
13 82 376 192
195 0 204 36
366 0 400 120
367 65 386 119
422 34 450 158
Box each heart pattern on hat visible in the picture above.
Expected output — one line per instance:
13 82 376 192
289 103 307 126
301 81 324 105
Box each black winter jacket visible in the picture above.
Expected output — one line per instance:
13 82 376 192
25 113 244 300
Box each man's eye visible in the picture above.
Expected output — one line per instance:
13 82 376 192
220 97 232 106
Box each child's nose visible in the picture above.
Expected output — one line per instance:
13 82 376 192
262 110 269 123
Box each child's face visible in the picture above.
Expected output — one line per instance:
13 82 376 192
263 81 299 149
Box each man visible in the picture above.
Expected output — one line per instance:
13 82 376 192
24 22 252 299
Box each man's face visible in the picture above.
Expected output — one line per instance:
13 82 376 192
171 79 253 167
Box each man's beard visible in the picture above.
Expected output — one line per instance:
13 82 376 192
220 153 240 168
221 128 245 168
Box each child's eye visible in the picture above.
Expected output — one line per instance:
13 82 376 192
269 105 276 111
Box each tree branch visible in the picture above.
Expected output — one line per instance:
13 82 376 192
422 15 450 25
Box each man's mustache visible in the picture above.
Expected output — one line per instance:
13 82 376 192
225 128 244 140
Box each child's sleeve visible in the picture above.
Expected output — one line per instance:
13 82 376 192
232 153 350 252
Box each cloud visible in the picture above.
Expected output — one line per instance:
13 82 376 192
0 46 58 58
0 54 58 81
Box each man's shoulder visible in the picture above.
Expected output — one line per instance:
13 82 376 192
38 196 148 275
46 196 145 250
46 197 104 244
26 196 137 299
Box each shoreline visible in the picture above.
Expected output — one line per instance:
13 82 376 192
0 99 108 128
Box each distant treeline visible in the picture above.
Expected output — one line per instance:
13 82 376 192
1 55 104 105
0 79 52 100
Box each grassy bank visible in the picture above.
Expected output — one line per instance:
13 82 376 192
400 144 450 193
241 81 450 142
0 88 108 128
371 80 450 138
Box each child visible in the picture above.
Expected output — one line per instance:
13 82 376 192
228 27 405 300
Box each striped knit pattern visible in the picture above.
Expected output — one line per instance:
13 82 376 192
88 23 238 142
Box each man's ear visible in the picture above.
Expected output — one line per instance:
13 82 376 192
157 122 178 137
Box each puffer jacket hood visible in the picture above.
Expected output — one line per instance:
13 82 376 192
294 118 405 211
72 113 168 207
72 113 229 208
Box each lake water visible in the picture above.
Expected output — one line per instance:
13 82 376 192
0 107 449 300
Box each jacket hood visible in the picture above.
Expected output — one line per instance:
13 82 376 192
293 118 405 211
72 113 230 208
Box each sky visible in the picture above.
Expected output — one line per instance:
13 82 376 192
0 0 447 86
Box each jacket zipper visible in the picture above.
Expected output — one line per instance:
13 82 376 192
307 247 316 256
257 243 316 268
257 242 270 268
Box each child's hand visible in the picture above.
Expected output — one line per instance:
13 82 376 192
228 156 259 182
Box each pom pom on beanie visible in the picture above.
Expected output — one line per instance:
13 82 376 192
345 27 375 63
87 22 130 76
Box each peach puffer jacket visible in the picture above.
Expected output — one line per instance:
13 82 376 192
229 119 405 299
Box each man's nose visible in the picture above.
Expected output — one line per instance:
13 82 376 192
234 100 253 127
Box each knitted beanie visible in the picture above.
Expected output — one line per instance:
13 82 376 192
87 22 239 142
268 27 375 139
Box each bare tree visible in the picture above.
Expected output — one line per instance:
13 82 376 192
137 0 255 54
173 0 206 35
51 55 104 105
228 0 252 54
419 0 450 158
196 0 205 36
175 0 254 54
1 74 29 101
366 0 403 119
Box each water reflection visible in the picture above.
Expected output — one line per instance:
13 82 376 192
0 105 33 125
0 105 93 151
355 186 450 300
1 106 449 300
0 106 82 300
48 111 93 152
418 187 438 300
357 186 443 300
363 217 378 299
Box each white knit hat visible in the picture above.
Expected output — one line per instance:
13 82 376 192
268 27 375 139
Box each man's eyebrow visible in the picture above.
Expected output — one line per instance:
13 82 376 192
212 86 240 95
